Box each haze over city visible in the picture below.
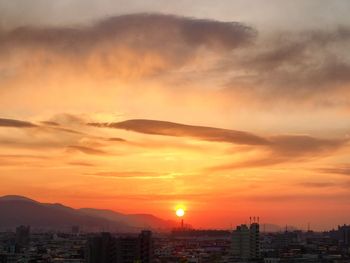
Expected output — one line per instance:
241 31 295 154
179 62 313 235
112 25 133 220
1 0 350 231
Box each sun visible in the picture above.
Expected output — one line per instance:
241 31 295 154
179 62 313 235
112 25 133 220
176 208 185 217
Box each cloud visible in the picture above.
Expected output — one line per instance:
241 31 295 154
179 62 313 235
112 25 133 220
317 166 350 176
40 121 60 126
0 14 256 81
86 171 175 180
0 154 48 159
224 27 350 107
107 137 127 142
298 182 336 188
0 118 37 128
89 119 270 145
66 145 107 155
243 192 350 204
67 161 96 167
209 135 346 171
89 119 348 170
270 135 346 156
1 13 349 112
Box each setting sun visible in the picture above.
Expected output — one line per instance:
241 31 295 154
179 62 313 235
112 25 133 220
176 208 185 217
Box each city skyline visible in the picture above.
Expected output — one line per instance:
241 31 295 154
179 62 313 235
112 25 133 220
1 0 350 231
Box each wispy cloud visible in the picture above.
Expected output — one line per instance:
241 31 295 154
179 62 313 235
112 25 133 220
0 14 255 81
0 118 37 128
90 119 348 171
89 119 270 145
86 171 175 180
317 165 350 176
66 145 107 155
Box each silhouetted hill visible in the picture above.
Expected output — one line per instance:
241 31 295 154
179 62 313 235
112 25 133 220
0 195 175 232
0 195 37 203
79 208 176 229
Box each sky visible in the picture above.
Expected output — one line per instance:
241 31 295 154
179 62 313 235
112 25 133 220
0 0 350 231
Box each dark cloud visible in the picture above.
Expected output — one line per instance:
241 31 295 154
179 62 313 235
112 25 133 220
90 119 348 170
223 27 350 107
107 137 127 142
270 135 345 156
40 121 59 126
0 14 256 80
89 119 270 145
0 118 37 128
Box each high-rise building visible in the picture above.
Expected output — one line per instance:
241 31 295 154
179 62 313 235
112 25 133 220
86 231 153 263
116 236 139 263
249 223 260 259
86 232 117 263
232 224 250 259
139 230 153 263
231 221 260 260
338 225 350 247
15 225 30 247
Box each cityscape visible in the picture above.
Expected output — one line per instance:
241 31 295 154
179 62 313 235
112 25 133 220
1 220 350 262
0 196 350 262
1 0 350 262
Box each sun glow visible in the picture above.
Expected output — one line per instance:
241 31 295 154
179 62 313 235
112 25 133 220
176 208 185 217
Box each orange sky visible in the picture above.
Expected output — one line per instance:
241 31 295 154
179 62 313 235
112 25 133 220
1 3 350 231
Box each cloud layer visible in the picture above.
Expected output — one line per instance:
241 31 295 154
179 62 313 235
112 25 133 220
1 11 350 230
0 14 255 83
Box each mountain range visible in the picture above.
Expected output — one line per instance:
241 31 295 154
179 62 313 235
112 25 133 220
0 195 176 232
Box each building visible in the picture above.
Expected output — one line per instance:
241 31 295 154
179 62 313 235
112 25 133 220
139 230 153 263
72 225 80 235
15 225 30 247
86 231 153 263
338 225 350 247
86 232 118 263
232 221 260 260
250 222 260 259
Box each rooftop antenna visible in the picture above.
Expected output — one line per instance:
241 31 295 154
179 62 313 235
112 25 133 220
257 217 260 224
250 217 252 225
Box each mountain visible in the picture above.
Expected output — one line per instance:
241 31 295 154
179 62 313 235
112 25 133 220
0 195 37 203
0 195 175 232
79 208 176 229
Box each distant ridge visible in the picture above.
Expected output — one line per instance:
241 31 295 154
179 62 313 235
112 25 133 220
0 195 176 232
79 208 176 229
0 195 38 203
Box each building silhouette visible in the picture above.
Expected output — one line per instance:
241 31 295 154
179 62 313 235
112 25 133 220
339 225 350 247
72 225 80 235
139 230 153 263
86 231 153 263
86 232 117 263
15 225 30 247
231 220 260 260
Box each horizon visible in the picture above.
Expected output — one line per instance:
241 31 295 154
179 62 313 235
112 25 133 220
1 0 350 232
0 194 344 233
